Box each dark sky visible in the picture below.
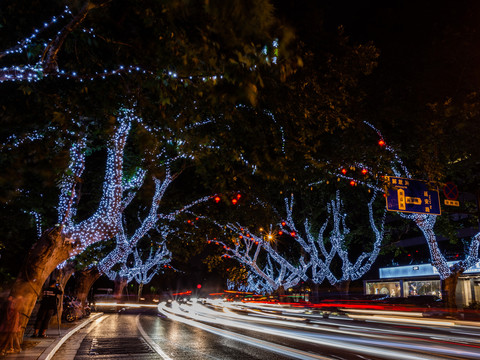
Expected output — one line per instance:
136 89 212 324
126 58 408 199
277 0 480 98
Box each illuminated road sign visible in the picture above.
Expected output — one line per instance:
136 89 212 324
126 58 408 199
385 176 441 215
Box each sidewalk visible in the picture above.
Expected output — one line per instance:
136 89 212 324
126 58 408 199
1 313 103 360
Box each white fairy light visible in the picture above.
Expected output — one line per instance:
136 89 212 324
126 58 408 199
325 121 480 281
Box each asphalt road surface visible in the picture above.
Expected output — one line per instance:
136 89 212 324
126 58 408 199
52 301 480 360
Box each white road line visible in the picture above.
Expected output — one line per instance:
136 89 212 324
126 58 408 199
136 314 173 360
40 313 107 360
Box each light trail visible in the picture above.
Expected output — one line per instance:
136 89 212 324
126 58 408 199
162 303 435 360
158 304 336 360
160 301 480 359
95 301 159 308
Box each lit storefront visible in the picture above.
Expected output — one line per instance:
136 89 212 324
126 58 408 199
365 261 480 307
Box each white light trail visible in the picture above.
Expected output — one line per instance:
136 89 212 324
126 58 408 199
160 301 480 360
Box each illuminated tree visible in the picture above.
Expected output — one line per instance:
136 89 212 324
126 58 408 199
5 111 136 337
0 0 286 341
283 191 385 293
336 122 480 309
213 187 385 295
209 223 311 293
114 246 172 300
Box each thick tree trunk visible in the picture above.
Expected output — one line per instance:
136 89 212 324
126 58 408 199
50 261 76 326
73 267 100 314
7 227 73 342
113 275 128 301
442 273 460 312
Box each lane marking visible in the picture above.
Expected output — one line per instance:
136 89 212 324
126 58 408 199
136 314 173 360
40 313 107 360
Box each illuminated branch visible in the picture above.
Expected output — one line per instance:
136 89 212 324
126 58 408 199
60 109 133 255
41 1 111 74
57 136 87 226
97 171 176 274
211 221 311 293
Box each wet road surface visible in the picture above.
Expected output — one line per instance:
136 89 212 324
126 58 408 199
51 301 480 360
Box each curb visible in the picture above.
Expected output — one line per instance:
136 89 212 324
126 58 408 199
37 313 103 360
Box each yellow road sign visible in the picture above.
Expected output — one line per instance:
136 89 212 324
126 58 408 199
444 199 460 207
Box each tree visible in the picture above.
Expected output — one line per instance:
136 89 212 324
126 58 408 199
338 122 480 310
209 186 386 295
1 0 286 341
6 111 138 337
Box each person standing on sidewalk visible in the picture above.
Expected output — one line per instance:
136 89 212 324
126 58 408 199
32 279 63 338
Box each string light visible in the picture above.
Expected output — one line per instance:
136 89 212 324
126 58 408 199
325 121 480 281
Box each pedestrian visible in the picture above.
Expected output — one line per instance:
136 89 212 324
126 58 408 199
32 279 63 338
0 295 23 354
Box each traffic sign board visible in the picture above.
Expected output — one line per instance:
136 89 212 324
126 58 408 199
385 177 441 215
443 182 459 200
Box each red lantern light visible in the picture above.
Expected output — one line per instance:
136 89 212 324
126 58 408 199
236 193 241 199
378 139 386 147
281 221 286 227
361 169 368 175
350 180 356 186
290 231 296 237
278 231 283 236
341 168 347 175
231 198 238 205
214 196 221 203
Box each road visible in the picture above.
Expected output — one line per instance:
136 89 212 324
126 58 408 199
52 300 480 360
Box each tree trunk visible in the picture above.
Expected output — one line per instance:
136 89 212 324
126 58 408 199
50 261 76 326
334 280 351 297
73 266 101 314
311 283 320 303
7 226 73 342
137 283 144 301
113 274 128 301
442 272 460 313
